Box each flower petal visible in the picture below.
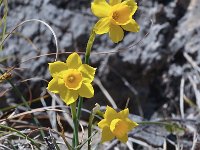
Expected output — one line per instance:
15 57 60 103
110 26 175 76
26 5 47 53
117 133 128 143
98 119 109 129
78 83 94 98
66 53 82 69
47 78 60 93
119 108 129 118
111 4 132 25
122 0 138 15
121 19 139 32
60 88 79 105
101 126 115 143
109 24 124 43
125 118 138 131
104 106 118 123
78 64 96 83
91 0 111 18
94 17 110 34
49 61 68 77
109 0 121 6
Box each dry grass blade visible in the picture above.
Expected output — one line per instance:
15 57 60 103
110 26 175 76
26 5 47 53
0 95 49 112
40 90 58 132
57 114 72 150
0 19 59 61
110 67 138 95
163 139 167 150
94 77 117 109
180 78 185 119
0 109 16 125
105 139 118 150
126 141 134 150
110 67 144 116
191 131 198 150
128 137 152 149
184 52 200 73
188 75 200 108
0 105 69 122
76 131 98 149
49 92 74 128
0 124 41 149
0 144 12 150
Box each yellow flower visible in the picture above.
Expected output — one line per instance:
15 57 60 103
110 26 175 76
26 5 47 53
91 0 140 43
98 106 138 143
47 53 96 105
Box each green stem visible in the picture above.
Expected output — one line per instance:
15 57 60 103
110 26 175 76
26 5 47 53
87 104 100 150
0 0 8 51
77 97 83 121
85 30 96 64
71 102 79 149
72 134 75 148
138 121 184 133
138 121 172 126
87 111 95 149
77 29 96 120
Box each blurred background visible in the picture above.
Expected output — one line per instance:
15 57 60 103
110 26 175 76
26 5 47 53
0 0 200 149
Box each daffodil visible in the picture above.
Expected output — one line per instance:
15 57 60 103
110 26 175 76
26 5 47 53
98 106 138 143
47 53 96 105
91 0 140 43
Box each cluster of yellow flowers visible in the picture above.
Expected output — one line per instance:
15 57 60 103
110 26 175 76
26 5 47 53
47 0 139 145
92 0 139 43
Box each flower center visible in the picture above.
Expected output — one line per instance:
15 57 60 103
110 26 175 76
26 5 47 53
68 76 75 82
110 119 129 138
112 11 119 20
111 4 131 25
63 69 83 90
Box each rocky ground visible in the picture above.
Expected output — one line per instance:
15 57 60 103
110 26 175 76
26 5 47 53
0 0 200 149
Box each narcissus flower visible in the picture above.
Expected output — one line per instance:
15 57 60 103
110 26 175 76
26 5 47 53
98 106 138 143
91 0 140 43
47 53 96 105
